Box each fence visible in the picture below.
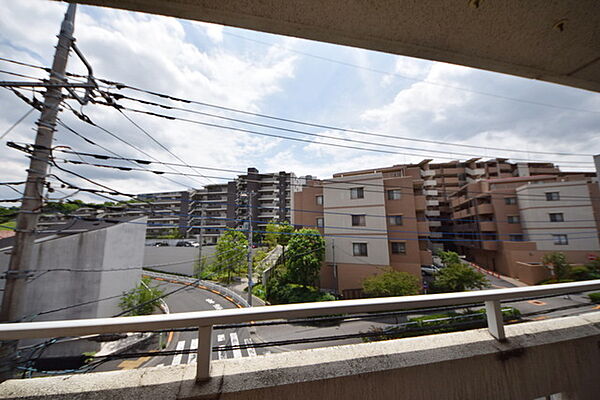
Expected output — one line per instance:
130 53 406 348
1 279 599 382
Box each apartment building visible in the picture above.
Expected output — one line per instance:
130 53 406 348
450 175 600 283
293 169 432 298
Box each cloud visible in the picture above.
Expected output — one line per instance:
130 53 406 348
0 0 297 203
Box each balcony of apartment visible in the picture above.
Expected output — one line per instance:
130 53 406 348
428 220 442 228
442 176 460 185
420 169 435 178
441 167 461 176
414 195 426 210
3 281 600 400
423 189 438 196
529 167 559 174
423 179 436 187
453 209 472 219
426 199 439 207
466 167 485 176
479 221 497 231
424 210 440 217
476 203 494 215
429 231 443 238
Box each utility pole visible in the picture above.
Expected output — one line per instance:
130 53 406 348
0 4 77 381
332 238 338 294
246 190 254 306
196 203 204 276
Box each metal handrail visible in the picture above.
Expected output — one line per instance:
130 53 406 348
2 279 599 381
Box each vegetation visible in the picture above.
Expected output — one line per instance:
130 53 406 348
0 206 18 224
363 307 521 342
431 262 490 293
438 250 461 266
362 268 421 297
209 230 248 284
264 220 294 248
285 228 325 288
267 280 336 304
588 292 600 304
119 277 164 316
542 252 571 281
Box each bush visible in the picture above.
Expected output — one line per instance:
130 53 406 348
267 281 335 304
362 268 421 297
588 292 600 304
119 277 164 316
568 266 596 281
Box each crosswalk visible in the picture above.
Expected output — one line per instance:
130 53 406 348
158 332 258 367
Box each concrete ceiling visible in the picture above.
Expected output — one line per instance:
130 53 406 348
71 0 600 92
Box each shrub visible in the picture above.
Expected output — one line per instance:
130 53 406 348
542 252 571 281
569 266 594 281
267 282 335 304
362 268 420 297
431 263 489 292
588 292 600 304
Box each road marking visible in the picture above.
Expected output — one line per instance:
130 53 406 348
217 334 225 342
230 332 242 359
188 338 198 364
118 356 150 369
171 340 186 365
532 316 548 320
594 305 600 310
154 363 164 368
244 338 257 357
205 299 215 304
213 304 223 310
216 346 227 360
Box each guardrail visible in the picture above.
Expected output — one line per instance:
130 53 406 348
143 270 250 308
1 280 599 382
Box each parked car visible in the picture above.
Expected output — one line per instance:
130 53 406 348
421 265 441 276
154 241 169 247
176 241 194 247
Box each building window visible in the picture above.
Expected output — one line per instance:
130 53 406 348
546 192 560 201
553 234 568 245
351 214 366 226
387 189 401 200
391 242 406 254
507 215 520 224
509 234 524 242
315 195 323 205
350 187 364 199
549 213 564 222
504 197 517 205
316 217 324 228
388 215 403 226
353 242 368 256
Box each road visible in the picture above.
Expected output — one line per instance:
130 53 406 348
98 280 262 372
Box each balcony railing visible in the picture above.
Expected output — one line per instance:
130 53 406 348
2 280 599 382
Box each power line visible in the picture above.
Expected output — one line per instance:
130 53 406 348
104 91 596 163
98 102 596 166
0 108 35 141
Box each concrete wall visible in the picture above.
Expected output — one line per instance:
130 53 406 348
3 312 599 399
143 246 214 276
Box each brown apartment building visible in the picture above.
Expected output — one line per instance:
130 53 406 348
450 174 600 284
293 158 598 295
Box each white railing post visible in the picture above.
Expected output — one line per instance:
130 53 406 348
484 300 506 341
196 325 213 382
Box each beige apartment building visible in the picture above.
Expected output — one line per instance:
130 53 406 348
293 168 432 298
293 158 598 294
450 175 600 284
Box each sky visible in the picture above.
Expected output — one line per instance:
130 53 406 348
1 0 599 204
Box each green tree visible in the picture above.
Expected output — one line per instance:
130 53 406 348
542 252 571 281
362 268 421 297
439 251 461 266
213 230 248 284
119 277 164 316
285 228 324 287
433 263 490 292
264 220 295 248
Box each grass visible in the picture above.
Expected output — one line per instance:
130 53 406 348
0 220 16 230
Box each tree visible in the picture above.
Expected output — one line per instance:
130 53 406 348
285 228 324 287
119 277 164 316
213 230 248 284
439 251 461 266
433 263 489 292
362 268 421 297
264 220 295 248
542 252 571 281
